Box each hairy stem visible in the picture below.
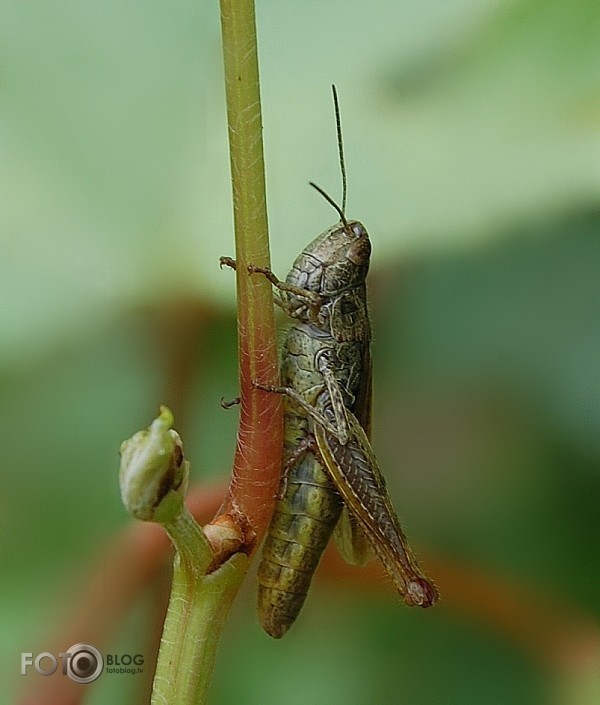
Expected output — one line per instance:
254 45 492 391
217 0 283 545
150 1 282 702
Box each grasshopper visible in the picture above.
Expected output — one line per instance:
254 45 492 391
225 87 437 638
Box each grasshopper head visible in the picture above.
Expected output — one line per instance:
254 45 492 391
303 219 371 296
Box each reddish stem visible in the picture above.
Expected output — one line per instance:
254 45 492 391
214 302 282 552
214 0 283 554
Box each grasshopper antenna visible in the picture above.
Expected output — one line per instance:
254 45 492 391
309 181 349 231
331 84 347 216
308 85 351 232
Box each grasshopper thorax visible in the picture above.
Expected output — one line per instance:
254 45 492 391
284 217 372 342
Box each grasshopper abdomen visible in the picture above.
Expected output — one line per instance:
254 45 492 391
257 417 344 638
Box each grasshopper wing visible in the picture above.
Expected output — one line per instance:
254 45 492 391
333 346 376 565
315 401 438 608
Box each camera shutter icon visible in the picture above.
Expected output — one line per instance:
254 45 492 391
65 643 104 684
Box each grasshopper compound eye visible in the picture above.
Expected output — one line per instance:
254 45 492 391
346 229 371 266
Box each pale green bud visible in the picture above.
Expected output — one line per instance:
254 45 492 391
119 406 189 523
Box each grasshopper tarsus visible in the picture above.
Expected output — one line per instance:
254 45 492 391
220 396 240 409
219 256 236 270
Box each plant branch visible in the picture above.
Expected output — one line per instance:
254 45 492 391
216 0 282 549
144 2 283 702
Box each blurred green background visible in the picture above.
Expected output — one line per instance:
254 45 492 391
2 0 599 703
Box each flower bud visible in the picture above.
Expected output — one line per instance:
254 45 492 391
119 406 189 523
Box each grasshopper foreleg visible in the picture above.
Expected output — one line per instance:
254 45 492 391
219 256 237 270
220 258 295 312
247 263 323 322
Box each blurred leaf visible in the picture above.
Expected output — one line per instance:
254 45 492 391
2 0 599 368
373 210 600 608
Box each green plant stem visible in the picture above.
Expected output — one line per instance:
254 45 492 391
220 0 270 271
218 0 283 542
149 2 282 702
151 508 247 705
